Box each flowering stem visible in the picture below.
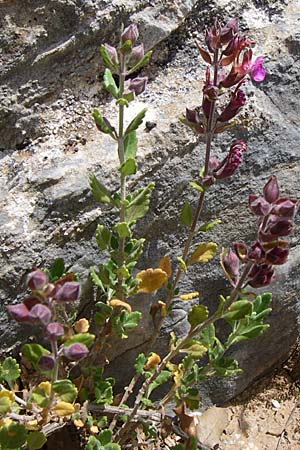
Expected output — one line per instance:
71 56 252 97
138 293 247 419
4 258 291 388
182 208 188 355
116 53 127 300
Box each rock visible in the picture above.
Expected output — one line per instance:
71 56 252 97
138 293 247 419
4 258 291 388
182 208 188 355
0 0 300 406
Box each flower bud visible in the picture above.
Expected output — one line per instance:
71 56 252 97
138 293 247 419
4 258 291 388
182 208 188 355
46 322 64 340
27 270 48 291
128 44 144 66
121 24 139 44
63 343 89 361
128 77 147 96
7 303 31 323
266 247 289 265
218 89 246 122
104 44 119 65
55 282 80 302
221 248 239 285
263 176 279 203
214 140 247 179
29 304 52 325
249 195 270 216
38 355 55 371
248 241 265 262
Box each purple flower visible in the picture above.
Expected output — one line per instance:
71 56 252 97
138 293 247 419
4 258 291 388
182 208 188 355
29 304 52 325
121 24 139 44
104 44 119 65
266 247 289 265
272 199 298 218
263 176 279 204
248 264 274 288
218 89 246 122
213 140 247 179
251 57 266 82
27 270 48 291
55 282 81 302
46 322 64 340
269 219 293 237
63 343 89 361
128 77 147 96
38 355 55 371
249 195 270 216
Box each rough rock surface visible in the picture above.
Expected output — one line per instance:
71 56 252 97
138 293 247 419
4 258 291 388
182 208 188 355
0 0 299 403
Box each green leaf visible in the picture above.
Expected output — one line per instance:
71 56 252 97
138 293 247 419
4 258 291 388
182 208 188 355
200 323 215 346
103 68 119 98
125 108 147 136
0 395 12 414
27 432 47 450
180 340 207 359
0 422 27 449
124 131 137 160
147 370 171 398
123 92 135 103
0 357 20 384
180 201 192 227
197 219 222 233
30 387 50 408
125 182 155 223
92 108 116 139
95 381 113 405
189 181 205 192
22 344 50 371
119 158 136 176
85 435 101 450
64 333 95 348
128 50 152 74
123 311 141 330
231 324 270 343
188 305 209 328
100 44 117 72
114 222 131 238
214 357 241 377
48 258 65 281
90 267 105 291
98 429 112 446
96 225 112 250
52 380 78 403
134 353 147 374
177 257 187 273
223 300 253 321
89 173 113 204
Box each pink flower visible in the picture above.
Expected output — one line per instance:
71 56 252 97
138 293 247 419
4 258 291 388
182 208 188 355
251 57 266 82
213 140 247 179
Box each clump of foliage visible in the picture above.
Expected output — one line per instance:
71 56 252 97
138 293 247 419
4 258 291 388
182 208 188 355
1 18 299 450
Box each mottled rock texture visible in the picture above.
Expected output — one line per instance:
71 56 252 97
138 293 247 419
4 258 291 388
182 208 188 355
0 0 299 403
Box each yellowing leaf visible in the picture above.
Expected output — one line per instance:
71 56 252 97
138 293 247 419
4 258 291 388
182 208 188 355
38 382 51 397
90 425 99 434
143 353 161 370
109 298 132 312
179 292 199 300
25 420 39 431
158 255 172 278
189 242 218 264
158 300 167 318
74 318 90 333
53 401 75 417
74 419 84 428
0 389 14 402
136 268 168 293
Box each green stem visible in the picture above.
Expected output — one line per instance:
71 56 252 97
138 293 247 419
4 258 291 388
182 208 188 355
50 339 59 403
116 53 127 300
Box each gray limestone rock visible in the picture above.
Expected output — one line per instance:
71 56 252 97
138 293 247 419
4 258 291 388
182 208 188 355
0 0 300 404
